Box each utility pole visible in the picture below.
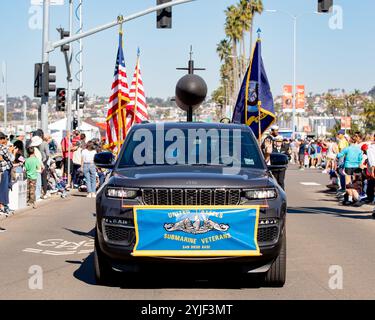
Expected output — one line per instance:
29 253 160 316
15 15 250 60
75 0 83 129
67 0 74 187
2 61 7 134
41 0 50 133
23 100 27 143
292 15 297 136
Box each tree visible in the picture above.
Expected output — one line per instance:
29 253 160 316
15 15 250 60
368 86 375 99
216 39 232 63
361 99 375 132
213 0 264 116
236 0 252 78
247 0 264 56
225 5 242 99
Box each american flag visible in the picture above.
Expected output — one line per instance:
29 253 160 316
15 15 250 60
105 30 130 153
125 49 149 132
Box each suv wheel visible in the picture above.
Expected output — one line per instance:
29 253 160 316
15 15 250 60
263 231 286 287
94 234 114 286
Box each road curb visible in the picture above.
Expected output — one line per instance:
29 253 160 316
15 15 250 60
0 190 84 221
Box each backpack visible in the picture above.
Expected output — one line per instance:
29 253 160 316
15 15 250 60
310 145 316 155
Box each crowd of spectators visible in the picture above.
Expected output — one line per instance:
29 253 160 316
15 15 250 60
0 129 107 233
263 126 375 218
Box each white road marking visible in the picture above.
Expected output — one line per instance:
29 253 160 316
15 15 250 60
300 182 321 186
42 251 77 256
77 250 94 254
23 248 43 254
23 239 94 256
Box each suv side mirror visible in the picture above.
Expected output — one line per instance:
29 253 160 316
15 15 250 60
94 152 115 169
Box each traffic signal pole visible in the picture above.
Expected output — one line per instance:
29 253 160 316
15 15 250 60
46 0 196 53
41 0 50 134
40 0 195 136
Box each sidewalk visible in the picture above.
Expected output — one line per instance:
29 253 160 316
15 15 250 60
0 190 81 222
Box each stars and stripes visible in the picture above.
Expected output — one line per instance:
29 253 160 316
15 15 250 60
126 49 149 132
105 29 130 153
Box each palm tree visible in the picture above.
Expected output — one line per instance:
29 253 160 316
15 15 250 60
216 39 232 63
361 99 375 132
225 5 242 100
236 0 252 77
247 0 264 54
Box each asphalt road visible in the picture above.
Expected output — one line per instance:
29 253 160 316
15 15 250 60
0 166 374 300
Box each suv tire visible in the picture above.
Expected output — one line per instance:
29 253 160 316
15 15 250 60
94 234 114 286
263 230 286 287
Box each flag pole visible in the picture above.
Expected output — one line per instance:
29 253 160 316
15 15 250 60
117 23 123 155
257 29 262 146
134 48 141 125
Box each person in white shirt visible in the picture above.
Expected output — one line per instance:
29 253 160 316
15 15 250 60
81 141 97 198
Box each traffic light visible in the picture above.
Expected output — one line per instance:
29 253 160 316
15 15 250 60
318 0 333 13
34 63 43 98
56 88 66 111
157 0 172 29
72 118 79 130
57 28 70 52
76 89 85 109
42 62 56 95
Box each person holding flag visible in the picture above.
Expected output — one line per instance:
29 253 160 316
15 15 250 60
232 29 276 144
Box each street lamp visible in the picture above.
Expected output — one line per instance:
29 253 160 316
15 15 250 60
265 9 322 137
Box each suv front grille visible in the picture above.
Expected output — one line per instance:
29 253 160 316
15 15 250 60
142 189 241 206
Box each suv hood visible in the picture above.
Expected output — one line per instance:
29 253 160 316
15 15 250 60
110 166 273 189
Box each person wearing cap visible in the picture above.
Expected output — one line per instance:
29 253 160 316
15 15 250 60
261 125 280 157
29 136 44 201
0 132 17 216
272 135 291 190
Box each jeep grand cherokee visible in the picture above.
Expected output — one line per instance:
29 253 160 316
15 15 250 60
94 122 288 287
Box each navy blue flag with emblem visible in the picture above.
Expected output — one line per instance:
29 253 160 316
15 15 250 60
232 39 276 139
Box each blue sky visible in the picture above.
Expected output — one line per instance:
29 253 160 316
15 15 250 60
0 0 374 99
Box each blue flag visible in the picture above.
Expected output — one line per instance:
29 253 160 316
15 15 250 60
232 40 276 139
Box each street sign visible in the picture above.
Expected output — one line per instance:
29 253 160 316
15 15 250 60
341 117 351 130
31 0 64 5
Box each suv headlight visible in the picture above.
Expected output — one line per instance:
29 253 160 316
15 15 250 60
106 188 138 199
245 188 277 200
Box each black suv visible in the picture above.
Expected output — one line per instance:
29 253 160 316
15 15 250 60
94 122 288 287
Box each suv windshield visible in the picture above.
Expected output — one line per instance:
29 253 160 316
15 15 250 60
118 127 265 169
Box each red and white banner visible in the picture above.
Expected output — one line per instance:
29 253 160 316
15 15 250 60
283 85 293 113
296 85 305 113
